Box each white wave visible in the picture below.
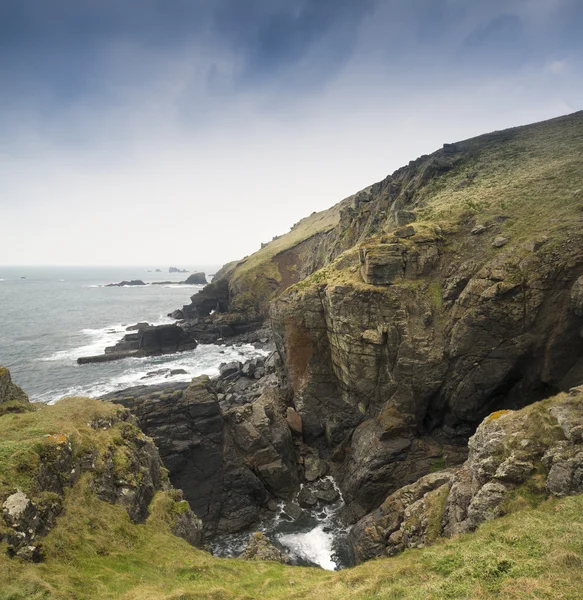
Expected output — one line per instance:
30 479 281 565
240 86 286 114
40 324 129 362
35 343 268 404
278 526 337 570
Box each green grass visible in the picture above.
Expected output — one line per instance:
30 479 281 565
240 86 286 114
2 397 583 599
2 477 583 599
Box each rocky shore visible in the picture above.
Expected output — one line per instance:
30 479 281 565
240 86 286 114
77 323 198 364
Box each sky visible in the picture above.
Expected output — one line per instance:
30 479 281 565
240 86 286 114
1 0 582 266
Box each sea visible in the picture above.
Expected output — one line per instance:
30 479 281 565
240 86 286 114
0 265 350 570
0 265 266 404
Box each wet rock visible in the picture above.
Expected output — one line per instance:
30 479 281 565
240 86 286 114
220 362 241 379
126 322 150 331
240 532 290 563
282 502 304 521
311 479 340 504
298 487 317 508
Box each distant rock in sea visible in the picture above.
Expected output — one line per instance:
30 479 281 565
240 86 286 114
183 272 207 285
169 267 189 273
105 280 146 287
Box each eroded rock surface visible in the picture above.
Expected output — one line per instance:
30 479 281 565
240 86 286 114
108 377 301 537
350 387 583 562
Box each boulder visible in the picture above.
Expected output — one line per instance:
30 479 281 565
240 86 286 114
286 407 303 435
492 236 509 248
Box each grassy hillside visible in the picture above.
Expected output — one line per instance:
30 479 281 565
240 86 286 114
217 111 583 312
2 396 583 599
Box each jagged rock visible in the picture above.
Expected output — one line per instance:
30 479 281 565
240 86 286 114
126 322 150 331
395 210 416 226
225 389 299 499
169 267 189 273
359 244 404 285
471 225 487 235
350 471 455 562
303 452 328 482
220 362 241 379
350 390 583 561
282 502 304 520
107 379 298 536
239 532 290 563
395 225 416 238
311 478 339 503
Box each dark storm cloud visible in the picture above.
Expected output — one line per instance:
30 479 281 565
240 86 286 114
0 0 376 107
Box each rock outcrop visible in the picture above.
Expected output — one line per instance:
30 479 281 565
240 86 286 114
0 367 29 407
239 531 290 563
77 323 197 364
184 272 207 285
349 387 583 562
0 373 203 561
107 377 301 536
105 279 146 287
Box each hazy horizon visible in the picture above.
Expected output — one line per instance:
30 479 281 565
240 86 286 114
2 0 582 266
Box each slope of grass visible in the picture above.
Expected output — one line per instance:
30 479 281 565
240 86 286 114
2 476 583 599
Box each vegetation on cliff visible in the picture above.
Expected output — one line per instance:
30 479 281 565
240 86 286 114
1 398 583 598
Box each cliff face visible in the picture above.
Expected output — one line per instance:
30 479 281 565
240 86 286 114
268 111 583 520
107 377 299 537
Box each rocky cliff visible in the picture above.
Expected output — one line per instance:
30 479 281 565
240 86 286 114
0 370 203 561
350 385 583 562
164 112 583 533
105 376 299 537
268 111 583 521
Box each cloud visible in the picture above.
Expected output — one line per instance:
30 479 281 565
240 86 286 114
0 0 581 265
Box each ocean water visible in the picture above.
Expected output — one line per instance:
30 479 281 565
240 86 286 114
0 266 265 403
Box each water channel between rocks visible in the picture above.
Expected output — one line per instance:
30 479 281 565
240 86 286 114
210 477 353 570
